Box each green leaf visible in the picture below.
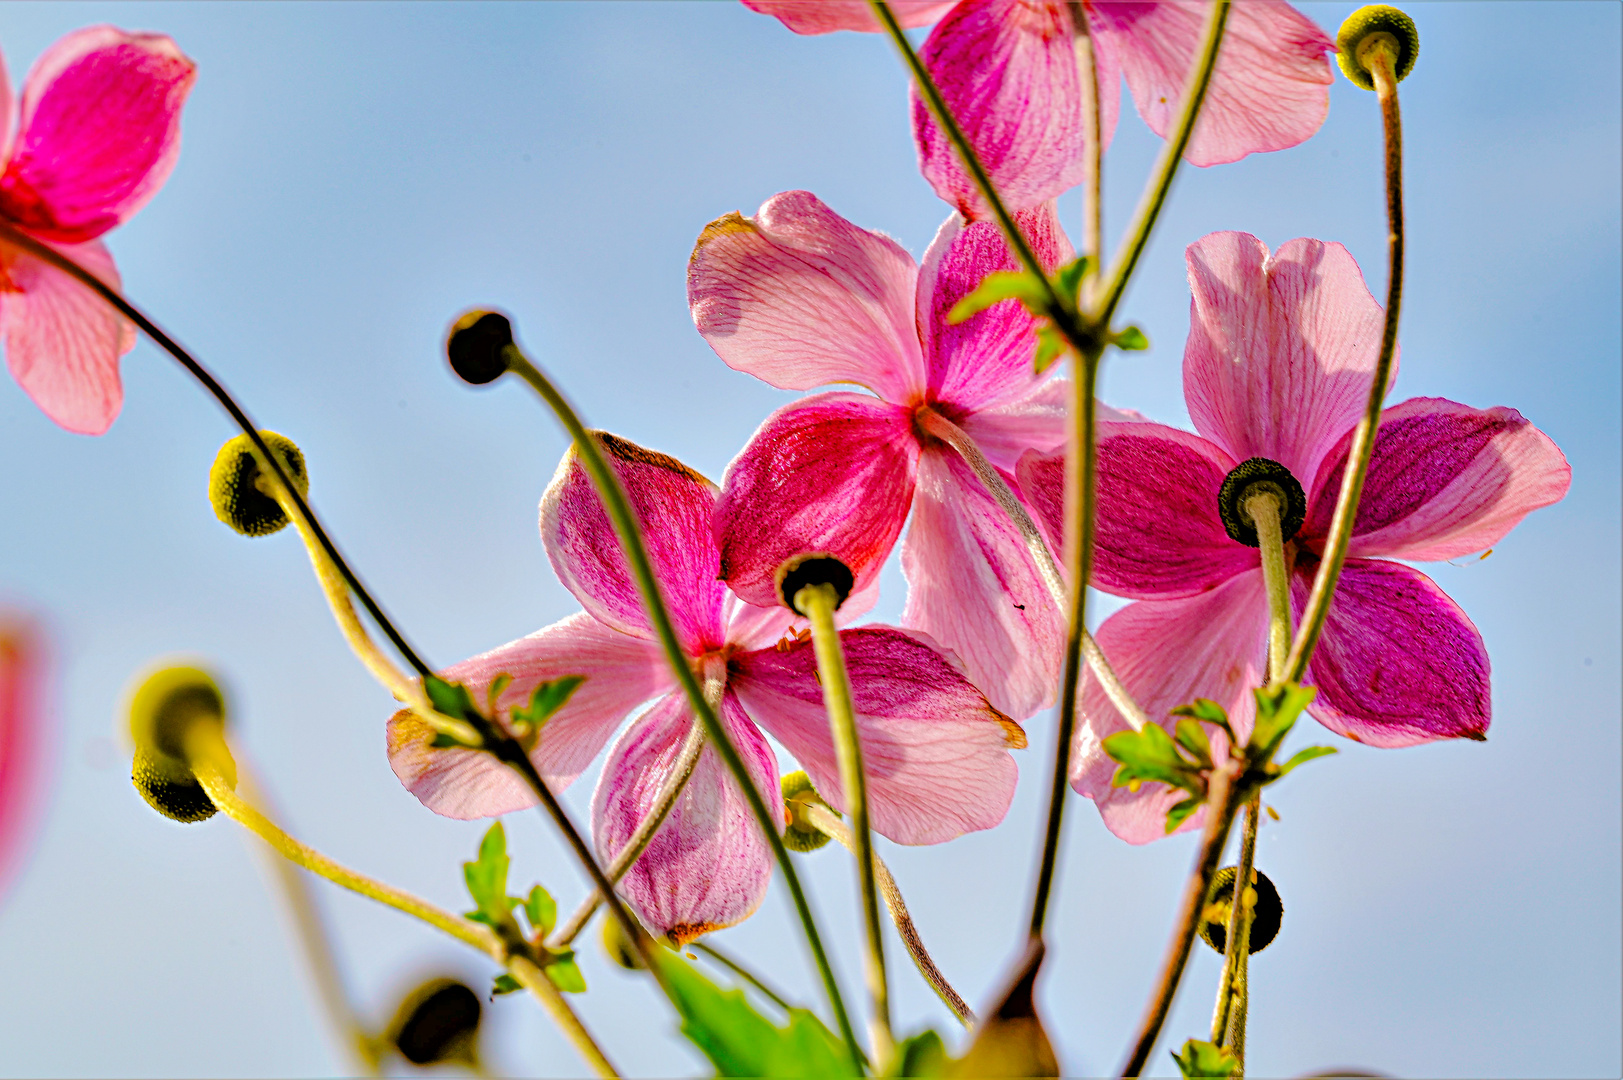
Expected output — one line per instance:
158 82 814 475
1054 256 1093 302
1112 325 1150 351
429 732 469 749
524 884 557 937
462 822 514 929
1033 325 1070 374
545 952 588 994
1103 723 1201 794
491 973 523 997
1172 1039 1239 1078
487 672 513 716
1249 682 1318 762
1171 699 1236 743
1165 795 1204 833
424 673 479 721
947 270 1050 324
889 1030 949 1077
511 675 585 732
1275 744 1338 778
1172 718 1213 768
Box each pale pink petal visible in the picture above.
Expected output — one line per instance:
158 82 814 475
1293 559 1490 748
689 190 926 403
741 0 955 34
902 447 1065 719
0 47 14 158
1184 232 1391 485
958 375 1069 471
386 613 672 820
722 574 882 654
1088 1 1333 168
542 434 727 654
914 0 1122 219
732 626 1023 844
1071 570 1268 844
0 27 195 243
592 691 778 944
716 392 918 609
1 239 135 435
1303 397 1571 563
0 618 43 900
919 202 1073 411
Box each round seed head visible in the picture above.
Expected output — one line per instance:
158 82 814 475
1199 866 1284 955
387 978 482 1067
1336 5 1418 90
446 310 513 385
781 770 834 853
775 554 854 615
1217 458 1306 548
208 431 308 537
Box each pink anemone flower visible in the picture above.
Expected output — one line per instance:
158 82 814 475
690 190 1107 721
743 0 1334 219
1016 232 1571 843
0 617 43 904
0 26 195 435
387 434 1024 943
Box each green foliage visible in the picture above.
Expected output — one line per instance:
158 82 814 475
463 824 584 994
1249 682 1318 764
1033 325 1070 374
491 974 523 997
1053 256 1092 302
1112 325 1150 351
425 673 479 721
946 270 1052 324
889 1031 949 1077
1104 722 1205 795
486 673 513 716
509 675 585 751
463 822 518 931
1276 744 1338 778
1172 1039 1240 1078
524 884 557 938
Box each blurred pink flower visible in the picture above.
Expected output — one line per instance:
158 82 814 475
1017 232 1571 843
0 617 43 904
0 26 195 435
388 434 1022 943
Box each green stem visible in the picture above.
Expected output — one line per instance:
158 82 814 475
1209 797 1259 1063
1068 3 1104 298
1247 492 1294 684
501 347 862 1071
691 941 796 1016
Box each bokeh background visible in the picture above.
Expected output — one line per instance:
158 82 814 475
0 2 1616 1077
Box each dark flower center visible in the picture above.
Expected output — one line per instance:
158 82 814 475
1217 457 1306 547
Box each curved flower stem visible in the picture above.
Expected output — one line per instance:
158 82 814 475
500 347 862 1072
183 732 619 1078
1282 40 1404 687
803 803 975 1029
691 941 796 1015
1067 2 1104 296
1210 799 1259 1073
798 582 894 1068
1248 492 1294 684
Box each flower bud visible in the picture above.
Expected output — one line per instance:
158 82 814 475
127 665 236 824
1217 458 1306 548
1198 866 1283 955
1336 5 1418 91
386 977 482 1068
208 431 309 537
446 310 513 385
780 770 834 853
775 554 854 615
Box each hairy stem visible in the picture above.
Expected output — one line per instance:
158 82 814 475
1209 797 1259 1066
1246 491 1294 684
1068 2 1103 296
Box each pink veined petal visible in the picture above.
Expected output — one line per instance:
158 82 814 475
732 626 1024 844
1 238 135 436
0 27 195 243
1071 570 1268 844
592 691 778 944
386 612 672 820
0 618 43 902
722 573 883 655
689 190 926 402
902 446 1065 719
542 433 727 654
913 0 1122 219
741 0 956 34
1303 397 1572 563
1184 232 1392 485
1088 1 1333 168
920 201 1073 411
1293 559 1490 747
716 392 918 609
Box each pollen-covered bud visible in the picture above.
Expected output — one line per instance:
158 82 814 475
386 977 482 1068
446 310 514 386
127 665 236 824
781 770 835 853
208 431 308 537
776 554 854 615
1217 458 1306 548
1336 5 1418 90
1199 866 1283 955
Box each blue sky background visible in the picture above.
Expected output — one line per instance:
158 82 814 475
0 3 1617 1077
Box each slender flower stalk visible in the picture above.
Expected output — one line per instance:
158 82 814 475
1210 801 1260 1072
691 941 796 1015
1248 492 1293 680
1069 3 1104 294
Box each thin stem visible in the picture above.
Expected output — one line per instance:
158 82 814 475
1091 0 1230 326
505 955 620 1080
1282 40 1404 687
1209 797 1259 1060
798 582 893 1067
501 347 861 1070
1246 492 1293 684
691 941 796 1015
1068 2 1103 297
804 803 975 1028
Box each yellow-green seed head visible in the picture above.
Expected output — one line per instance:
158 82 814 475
781 770 834 853
127 665 236 823
133 746 220 823
1336 5 1418 90
386 977 483 1067
601 913 649 971
1198 866 1284 955
208 431 309 537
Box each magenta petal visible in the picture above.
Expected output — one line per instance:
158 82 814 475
716 392 918 608
903 447 1065 719
732 626 1023 844
1071 570 1269 844
913 0 1121 219
386 613 671 820
689 190 926 402
542 434 727 654
0 618 43 900
1090 1 1333 168
592 691 778 944
1294 559 1490 747
0 27 195 243
741 0 955 34
1 240 135 435
1304 397 1572 562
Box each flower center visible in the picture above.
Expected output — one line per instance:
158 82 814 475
1217 457 1306 547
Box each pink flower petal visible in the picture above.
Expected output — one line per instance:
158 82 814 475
1304 397 1571 563
0 48 14 155
0 618 43 901
732 626 1023 844
902 447 1065 719
1294 559 1490 747
689 190 926 403
958 374 1069 471
542 434 727 654
741 0 955 34
1088 1 1333 168
1184 232 1392 485
722 576 883 655
386 612 671 820
716 392 918 609
919 201 1073 411
1071 570 1268 844
592 691 778 944
913 0 1121 218
1 239 135 435
0 27 195 243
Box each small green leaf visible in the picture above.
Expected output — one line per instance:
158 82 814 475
430 732 468 749
1250 682 1318 762
1172 1038 1239 1078
1173 718 1213 768
424 674 479 721
491 973 523 997
1275 744 1338 778
890 1030 949 1077
545 953 587 994
1112 325 1150 351
1054 255 1093 302
524 884 557 938
1165 795 1204 833
1033 325 1070 374
947 270 1050 324
1171 699 1236 742
487 672 513 716
463 822 513 929
512 675 585 732
1103 723 1202 794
